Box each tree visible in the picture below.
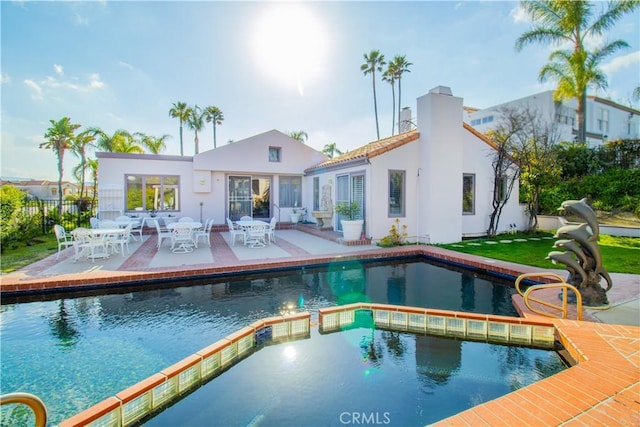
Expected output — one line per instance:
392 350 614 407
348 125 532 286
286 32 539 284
484 108 523 237
93 129 143 153
70 129 97 200
85 158 99 206
288 130 308 143
389 55 411 134
186 105 205 154
40 117 80 215
134 132 170 154
203 106 224 149
515 0 639 144
507 107 563 231
361 50 386 140
383 62 398 135
169 101 191 156
322 142 343 158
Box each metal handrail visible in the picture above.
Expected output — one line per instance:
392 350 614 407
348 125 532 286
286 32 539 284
515 272 583 320
1 392 47 427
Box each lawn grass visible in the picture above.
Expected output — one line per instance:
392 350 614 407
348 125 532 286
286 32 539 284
436 231 640 275
1 234 58 274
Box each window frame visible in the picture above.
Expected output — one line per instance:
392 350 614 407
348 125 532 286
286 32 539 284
278 176 302 208
269 146 281 162
125 174 180 213
388 170 406 217
462 173 475 215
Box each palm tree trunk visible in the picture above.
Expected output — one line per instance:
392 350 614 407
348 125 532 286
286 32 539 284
398 78 402 133
391 82 396 135
57 151 64 217
213 125 217 149
578 91 587 143
373 74 380 140
194 132 199 155
179 123 184 156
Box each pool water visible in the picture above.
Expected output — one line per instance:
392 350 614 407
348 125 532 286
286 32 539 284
146 327 565 427
1 259 523 425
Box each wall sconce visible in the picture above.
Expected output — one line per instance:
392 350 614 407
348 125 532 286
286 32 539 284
199 179 205 186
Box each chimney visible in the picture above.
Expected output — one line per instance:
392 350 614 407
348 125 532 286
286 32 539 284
399 107 412 132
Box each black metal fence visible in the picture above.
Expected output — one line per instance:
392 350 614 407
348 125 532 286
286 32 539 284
24 199 96 234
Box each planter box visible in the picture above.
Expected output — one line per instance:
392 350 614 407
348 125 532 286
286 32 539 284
341 219 363 241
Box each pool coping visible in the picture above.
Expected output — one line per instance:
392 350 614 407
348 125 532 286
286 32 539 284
2 242 639 425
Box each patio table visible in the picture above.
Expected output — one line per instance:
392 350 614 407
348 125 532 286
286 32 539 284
236 220 268 248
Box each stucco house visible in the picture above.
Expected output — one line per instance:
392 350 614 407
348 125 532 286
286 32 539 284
97 86 524 244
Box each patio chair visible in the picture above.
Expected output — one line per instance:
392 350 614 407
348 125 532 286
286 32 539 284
226 218 246 246
106 224 131 256
194 218 214 248
265 217 277 244
54 224 75 259
90 217 100 229
70 228 109 263
116 215 143 241
245 224 267 248
152 219 172 250
170 223 196 253
179 217 194 223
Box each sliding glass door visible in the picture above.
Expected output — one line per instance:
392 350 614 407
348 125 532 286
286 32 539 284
228 175 271 220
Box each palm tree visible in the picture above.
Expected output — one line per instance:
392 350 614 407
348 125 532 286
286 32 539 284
40 117 80 215
391 55 412 133
203 106 224 149
322 142 343 158
186 105 205 154
289 130 308 143
134 132 170 154
93 129 143 153
383 62 398 135
70 129 97 200
169 101 191 156
85 158 99 206
515 0 639 143
361 50 386 140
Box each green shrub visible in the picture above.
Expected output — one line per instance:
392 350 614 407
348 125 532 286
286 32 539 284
378 219 408 247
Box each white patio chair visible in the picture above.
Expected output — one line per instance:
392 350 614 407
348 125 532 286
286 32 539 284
245 224 267 248
116 215 142 241
106 224 131 256
89 217 100 229
70 228 109 263
264 217 277 244
53 224 75 259
194 218 214 248
226 218 245 246
152 219 172 250
179 217 194 223
170 224 196 253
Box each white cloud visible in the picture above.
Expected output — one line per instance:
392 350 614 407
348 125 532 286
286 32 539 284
23 79 43 99
1 73 10 84
510 5 529 24
74 12 89 26
53 64 64 75
601 51 640 74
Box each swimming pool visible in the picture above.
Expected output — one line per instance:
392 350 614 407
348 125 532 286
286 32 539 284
1 258 527 425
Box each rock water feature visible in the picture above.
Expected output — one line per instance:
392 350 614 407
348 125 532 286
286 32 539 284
547 198 612 307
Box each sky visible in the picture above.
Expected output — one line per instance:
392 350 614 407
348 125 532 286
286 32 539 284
2 0 639 182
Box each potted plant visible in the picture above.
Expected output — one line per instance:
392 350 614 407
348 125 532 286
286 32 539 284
290 208 300 224
335 201 363 241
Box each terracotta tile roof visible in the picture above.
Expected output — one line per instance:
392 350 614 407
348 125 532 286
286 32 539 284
306 130 420 172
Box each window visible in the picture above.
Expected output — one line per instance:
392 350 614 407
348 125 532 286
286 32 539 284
50 187 58 196
462 174 475 214
313 177 320 211
126 175 179 212
481 115 494 124
279 176 302 208
597 108 609 133
269 147 281 162
389 170 405 216
494 175 507 202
